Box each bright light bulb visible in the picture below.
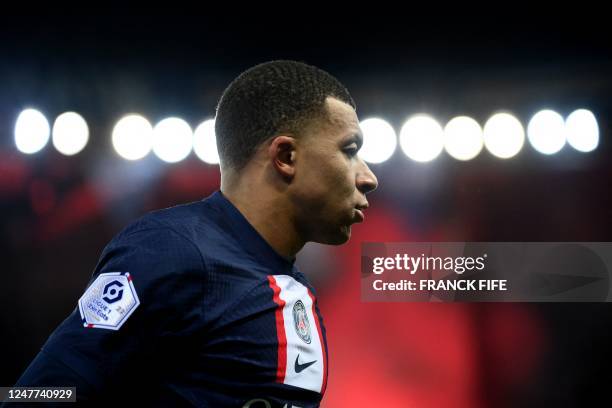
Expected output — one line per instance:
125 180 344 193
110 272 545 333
399 115 444 162
152 117 193 163
358 118 397 164
483 113 525 159
527 110 566 155
52 112 89 155
193 119 219 164
443 116 483 161
566 109 599 153
112 114 153 160
15 109 50 154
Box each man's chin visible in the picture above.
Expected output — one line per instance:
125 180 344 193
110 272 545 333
315 225 352 245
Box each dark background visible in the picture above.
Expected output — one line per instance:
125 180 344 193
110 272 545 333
1 11 611 407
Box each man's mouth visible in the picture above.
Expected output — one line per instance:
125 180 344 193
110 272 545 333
354 208 365 223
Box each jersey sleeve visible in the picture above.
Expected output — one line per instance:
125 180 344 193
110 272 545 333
14 225 205 399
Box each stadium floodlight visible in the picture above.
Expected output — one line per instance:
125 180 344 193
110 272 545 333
358 118 397 164
15 108 50 154
399 114 444 162
443 116 484 161
565 109 599 153
193 119 219 164
152 117 193 163
52 112 89 156
483 113 525 159
112 114 154 160
527 110 566 155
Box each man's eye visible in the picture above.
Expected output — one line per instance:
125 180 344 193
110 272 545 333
344 146 358 157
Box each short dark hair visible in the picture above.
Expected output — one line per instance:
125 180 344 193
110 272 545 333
215 60 356 170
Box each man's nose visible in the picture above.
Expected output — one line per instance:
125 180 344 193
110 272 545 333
356 158 378 195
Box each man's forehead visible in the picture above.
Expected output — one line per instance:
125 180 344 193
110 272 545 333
325 96 358 124
324 96 361 136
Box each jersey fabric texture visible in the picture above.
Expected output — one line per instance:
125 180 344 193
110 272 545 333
13 191 329 407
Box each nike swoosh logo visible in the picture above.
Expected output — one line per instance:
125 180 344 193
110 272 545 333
294 354 317 373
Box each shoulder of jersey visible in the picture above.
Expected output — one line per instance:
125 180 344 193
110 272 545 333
116 200 212 238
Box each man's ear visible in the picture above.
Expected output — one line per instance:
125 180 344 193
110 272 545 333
268 135 297 181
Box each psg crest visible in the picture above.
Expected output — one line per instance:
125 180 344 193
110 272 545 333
292 300 311 344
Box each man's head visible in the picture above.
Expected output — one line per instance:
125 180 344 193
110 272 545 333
215 60 378 245
215 60 356 170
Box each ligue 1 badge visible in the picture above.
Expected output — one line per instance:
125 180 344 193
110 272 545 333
292 300 311 344
78 272 140 330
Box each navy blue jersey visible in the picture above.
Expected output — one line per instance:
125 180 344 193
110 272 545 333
14 191 328 407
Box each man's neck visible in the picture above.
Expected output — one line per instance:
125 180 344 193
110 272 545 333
221 185 305 260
